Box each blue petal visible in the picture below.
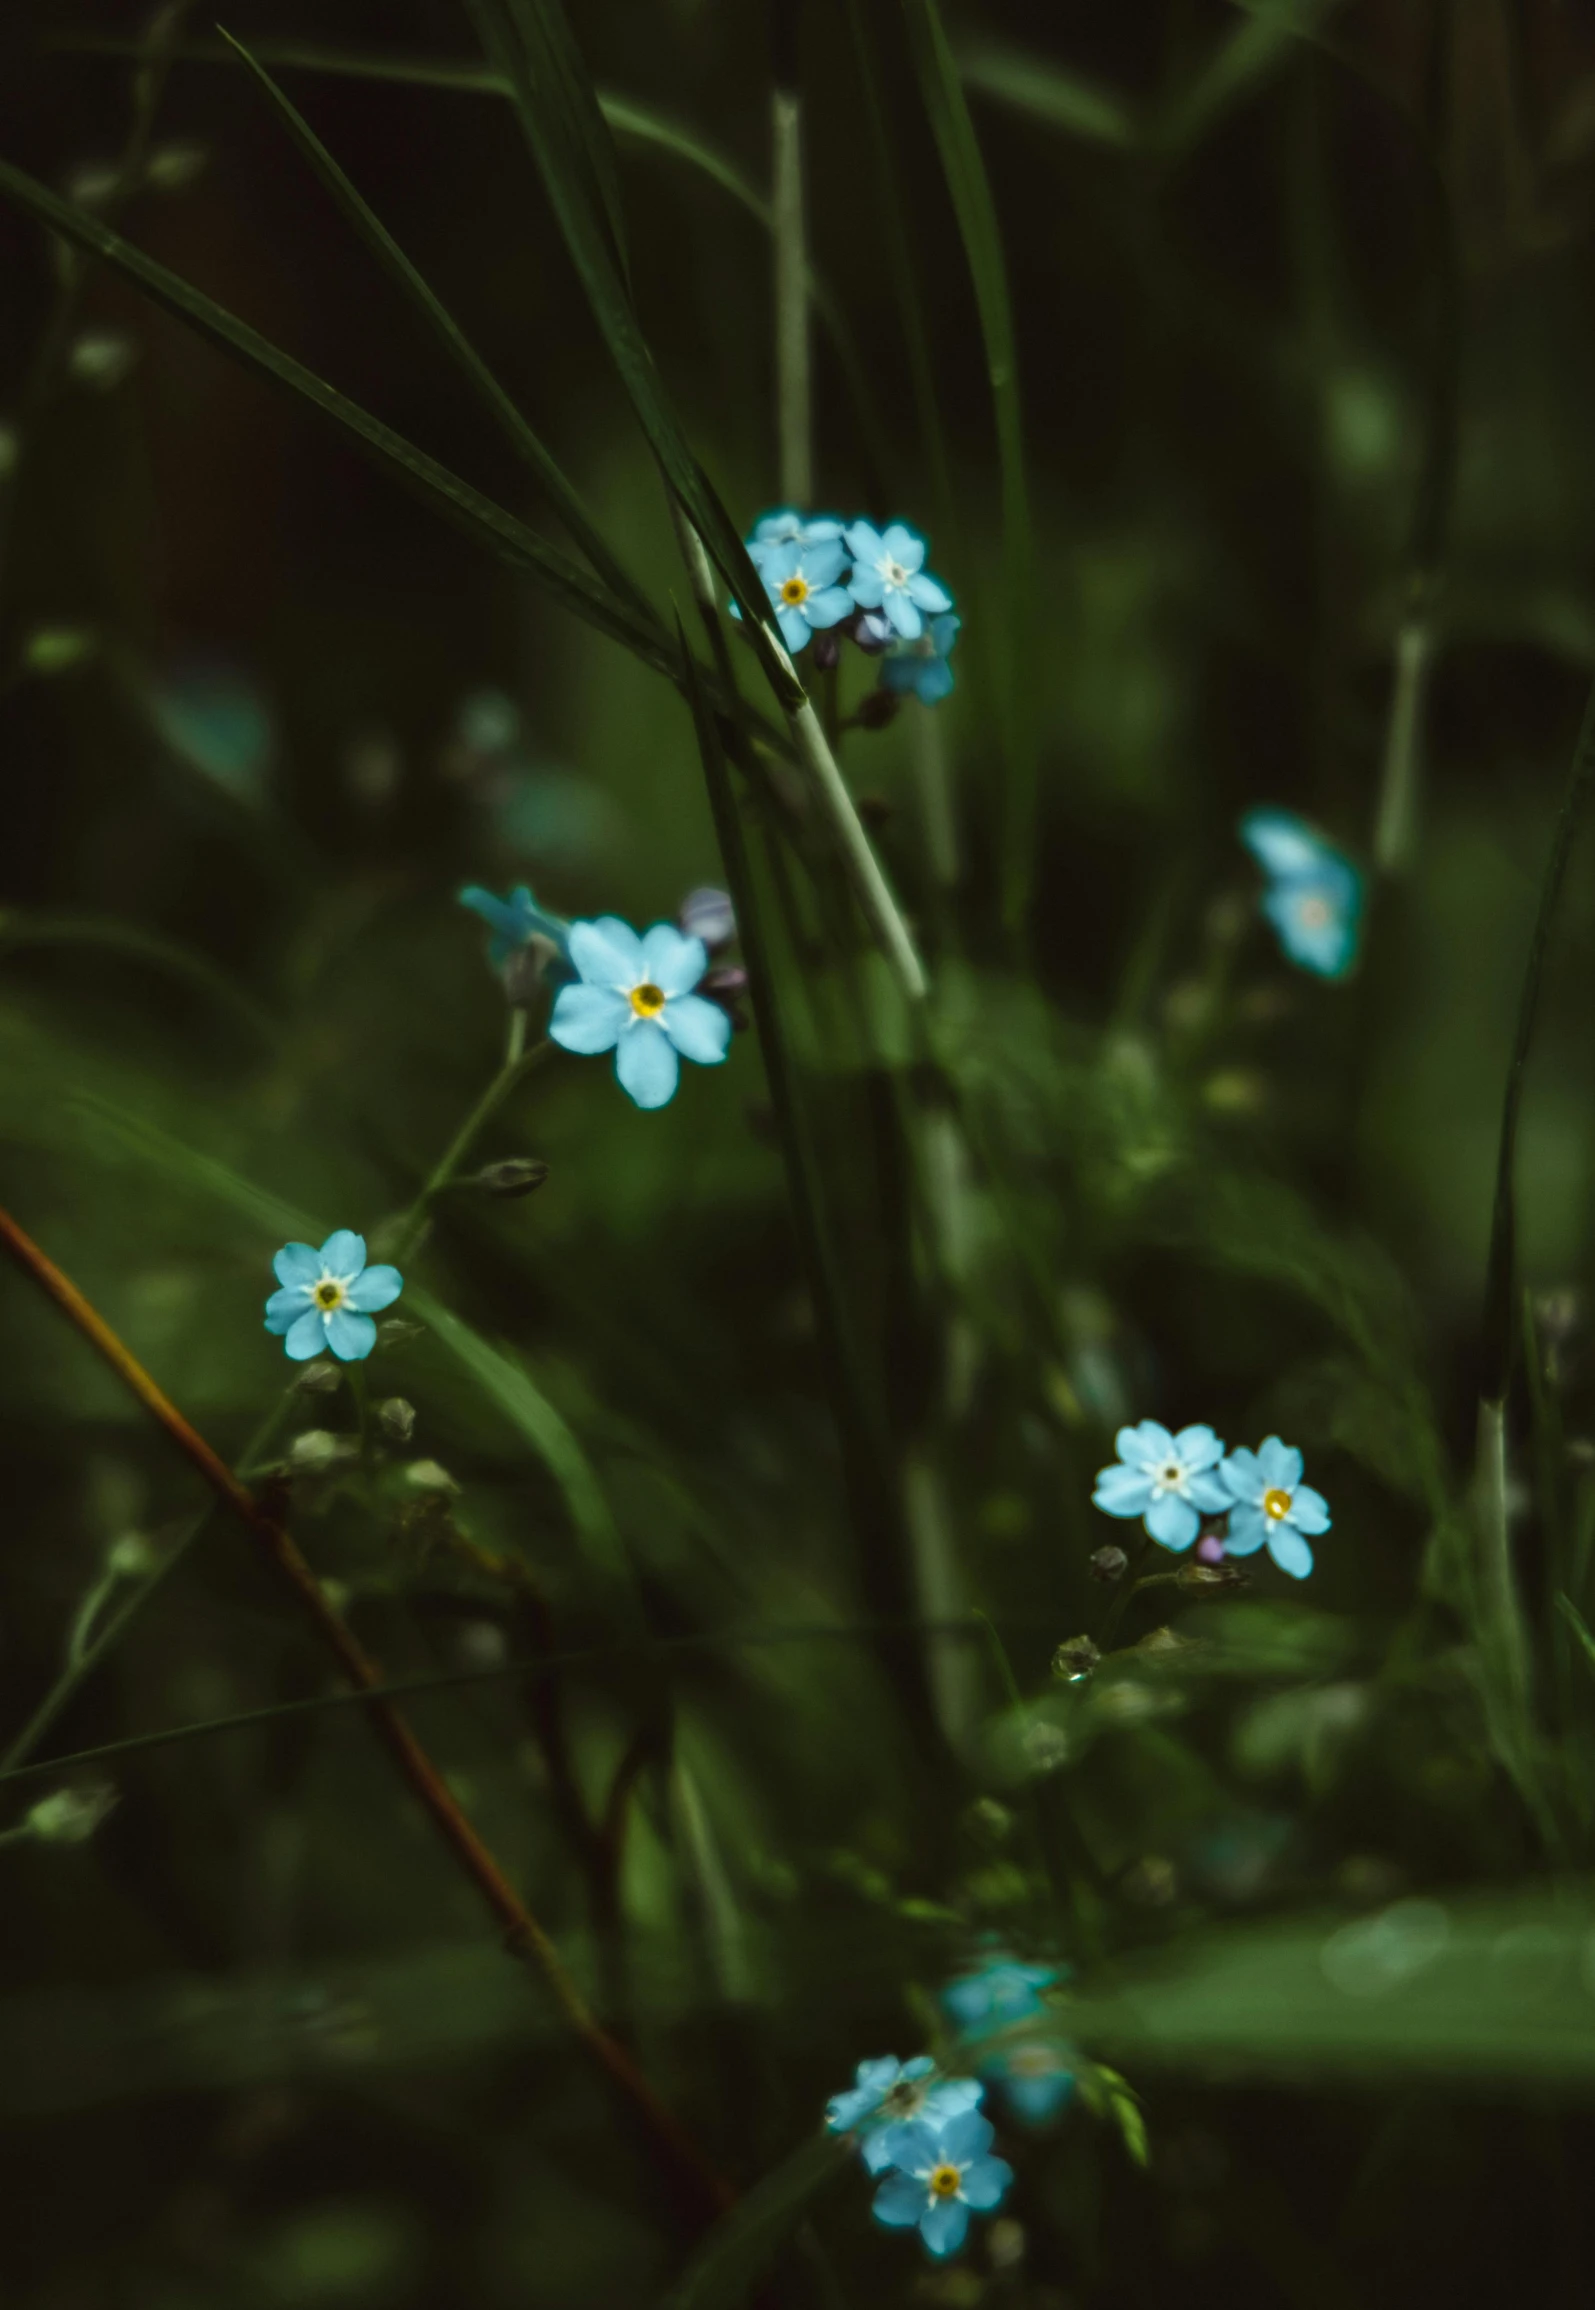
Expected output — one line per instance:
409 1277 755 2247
846 565 886 610
1269 1525 1314 1579
803 584 855 630
283 1308 326 1361
639 923 708 999
871 2174 926 2230
845 519 884 563
882 2118 940 2176
457 886 521 947
884 591 923 640
324 1307 378 1362
318 1230 366 1279
1001 2070 1073 2125
1173 1424 1224 1469
860 2124 901 2174
1145 1491 1199 1548
801 538 847 588
920 2199 970 2259
1239 807 1327 881
1187 1471 1232 1513
615 1020 680 1109
1121 1420 1174 1467
961 2151 1015 2206
1219 1448 1263 1503
752 508 802 545
550 983 629 1055
801 514 846 542
1224 1504 1268 1555
1257 1436 1303 1489
1092 1465 1154 1515
569 916 644 988
273 1242 321 1289
1291 1483 1332 1535
776 603 812 651
938 2110 994 2165
881 521 925 572
907 571 952 613
759 540 802 585
264 1285 308 1333
923 2078 983 2124
662 993 732 1066
345 1263 403 1314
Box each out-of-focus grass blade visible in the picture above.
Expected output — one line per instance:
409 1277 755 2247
464 0 804 714
1060 1892 1595 2083
659 2133 850 2310
0 159 677 683
54 1094 626 1594
901 0 1036 937
960 41 1142 148
1556 1594 1595 1678
1156 0 1339 153
217 28 650 621
0 910 281 1050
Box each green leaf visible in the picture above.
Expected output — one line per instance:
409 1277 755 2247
0 157 677 684
658 2132 851 2310
900 0 1037 935
1157 0 1338 153
217 27 651 621
463 0 804 714
1091 2063 1150 2165
959 41 1141 149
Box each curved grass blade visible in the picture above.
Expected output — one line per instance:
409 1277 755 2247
463 0 804 715
659 2132 850 2310
0 908 281 1050
0 158 678 682
900 0 1037 937
218 27 650 621
1156 0 1339 153
959 41 1141 148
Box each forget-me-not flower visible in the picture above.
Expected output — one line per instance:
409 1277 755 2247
549 916 731 1110
844 520 954 641
458 884 572 975
1239 808 1363 980
1218 1436 1329 1579
748 507 846 559
942 1957 1060 2035
871 2109 1014 2260
826 2057 984 2175
1092 1421 1230 1551
265 1232 403 1363
985 2039 1076 2127
745 536 855 654
881 610 961 706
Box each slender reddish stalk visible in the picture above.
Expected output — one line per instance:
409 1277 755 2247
0 1201 732 2222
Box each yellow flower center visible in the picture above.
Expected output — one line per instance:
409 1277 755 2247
779 575 810 606
1262 1486 1293 1521
313 1278 346 1312
630 982 667 1019
928 2164 963 2199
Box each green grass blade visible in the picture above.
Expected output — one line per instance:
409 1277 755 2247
217 27 650 619
0 157 677 682
1157 0 1339 152
959 41 1141 148
463 0 804 714
900 0 1037 938
0 908 282 1050
659 2133 850 2310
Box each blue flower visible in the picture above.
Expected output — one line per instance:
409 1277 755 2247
1218 1436 1330 1580
1091 1421 1230 1551
871 2109 1014 2261
880 610 961 706
985 2040 1076 2127
826 2057 984 2175
1239 808 1363 979
458 884 572 976
748 507 846 559
844 520 954 642
548 916 732 1110
942 1957 1059 2033
264 1232 403 1363
744 537 855 654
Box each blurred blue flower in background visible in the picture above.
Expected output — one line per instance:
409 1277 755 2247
149 658 274 805
984 2039 1076 2126
1239 808 1363 979
1091 1421 1230 1550
826 2057 983 2174
1219 1436 1330 1579
265 1232 403 1363
881 609 961 706
942 1955 1059 2032
549 917 731 1110
458 884 572 974
871 2109 1014 2259
845 520 953 640
747 537 855 653
748 507 845 558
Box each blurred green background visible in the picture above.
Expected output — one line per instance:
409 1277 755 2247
6 1 1595 2304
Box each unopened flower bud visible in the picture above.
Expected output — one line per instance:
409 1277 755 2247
810 629 843 673
106 1532 155 1579
145 141 209 191
27 1783 117 1844
377 1318 424 1349
288 1429 353 1475
469 1157 550 1198
1137 1624 1199 1657
1090 1544 1129 1584
295 1359 342 1396
678 886 736 950
501 934 562 1007
1176 1559 1248 1591
1051 1634 1101 1683
68 331 135 389
855 692 901 733
850 609 895 655
405 1458 459 1495
24 626 96 675
378 1397 416 1443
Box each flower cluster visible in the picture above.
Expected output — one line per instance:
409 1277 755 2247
827 2058 1012 2260
741 507 960 705
1239 807 1363 979
943 1956 1076 2127
1092 1420 1330 1579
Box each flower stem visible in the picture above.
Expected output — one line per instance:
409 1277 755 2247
0 1200 733 2223
392 1015 547 1263
771 71 811 507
